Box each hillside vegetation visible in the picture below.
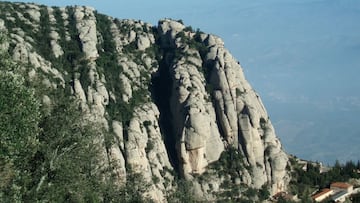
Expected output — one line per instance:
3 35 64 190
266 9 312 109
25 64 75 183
2 2 358 203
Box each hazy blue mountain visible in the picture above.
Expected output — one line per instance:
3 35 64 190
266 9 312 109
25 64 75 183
225 0 360 164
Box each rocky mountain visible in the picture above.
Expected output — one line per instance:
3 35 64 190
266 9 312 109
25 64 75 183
0 2 290 202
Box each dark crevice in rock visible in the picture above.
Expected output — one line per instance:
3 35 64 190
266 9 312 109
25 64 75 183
150 32 179 172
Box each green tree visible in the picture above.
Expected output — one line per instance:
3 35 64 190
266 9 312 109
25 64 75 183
0 33 41 201
28 96 105 202
0 72 40 160
352 192 360 202
259 184 270 201
0 31 110 201
167 179 197 203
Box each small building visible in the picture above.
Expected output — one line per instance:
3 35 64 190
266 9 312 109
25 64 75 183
312 188 334 202
330 182 353 193
332 190 349 202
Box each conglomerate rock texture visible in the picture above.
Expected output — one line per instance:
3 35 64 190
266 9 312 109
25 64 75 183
0 2 290 201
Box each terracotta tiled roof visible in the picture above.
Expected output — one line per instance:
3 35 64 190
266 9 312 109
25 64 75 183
312 188 332 199
330 182 352 189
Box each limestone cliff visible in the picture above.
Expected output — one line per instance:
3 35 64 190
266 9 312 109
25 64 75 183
0 2 290 201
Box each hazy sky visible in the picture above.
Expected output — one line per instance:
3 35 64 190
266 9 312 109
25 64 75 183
4 0 360 164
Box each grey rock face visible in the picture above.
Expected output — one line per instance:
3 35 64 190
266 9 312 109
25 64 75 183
158 19 290 195
207 39 289 194
74 6 99 60
157 20 224 178
0 3 290 201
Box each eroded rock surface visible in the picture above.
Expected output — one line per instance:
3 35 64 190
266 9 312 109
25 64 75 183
0 3 290 201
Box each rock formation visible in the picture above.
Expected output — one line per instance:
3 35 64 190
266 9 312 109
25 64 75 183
0 2 290 201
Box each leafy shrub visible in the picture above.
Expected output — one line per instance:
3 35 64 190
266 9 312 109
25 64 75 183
145 140 154 153
0 46 41 201
183 26 193 32
210 146 245 177
122 41 138 54
143 120 152 127
236 88 244 97
167 179 197 203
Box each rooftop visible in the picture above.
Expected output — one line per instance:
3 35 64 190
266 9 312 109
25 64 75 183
312 188 332 200
332 190 348 201
330 182 352 189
